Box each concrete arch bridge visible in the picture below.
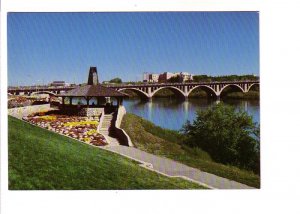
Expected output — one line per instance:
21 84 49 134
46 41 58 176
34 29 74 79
8 81 259 101
109 81 259 100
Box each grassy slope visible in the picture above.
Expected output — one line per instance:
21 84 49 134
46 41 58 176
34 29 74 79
8 116 205 190
121 113 260 188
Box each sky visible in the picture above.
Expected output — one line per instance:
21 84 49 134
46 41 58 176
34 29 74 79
8 12 259 86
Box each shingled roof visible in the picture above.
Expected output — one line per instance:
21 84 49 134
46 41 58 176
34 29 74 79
59 67 128 98
59 85 128 97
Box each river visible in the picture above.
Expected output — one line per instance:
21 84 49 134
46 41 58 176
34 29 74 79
123 98 260 131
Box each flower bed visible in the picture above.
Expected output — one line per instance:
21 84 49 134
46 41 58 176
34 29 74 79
23 113 107 146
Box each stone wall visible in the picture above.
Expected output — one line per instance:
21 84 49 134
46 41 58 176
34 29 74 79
78 108 104 117
8 104 51 119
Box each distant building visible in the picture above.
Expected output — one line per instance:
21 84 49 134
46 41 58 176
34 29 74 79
158 72 176 82
143 73 149 82
143 72 159 83
149 74 159 82
144 71 193 83
50 81 70 87
179 72 193 82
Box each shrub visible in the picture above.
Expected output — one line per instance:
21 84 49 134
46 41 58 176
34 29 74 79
182 102 260 173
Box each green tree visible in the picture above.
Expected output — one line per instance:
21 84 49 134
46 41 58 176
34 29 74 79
182 103 260 173
109 77 122 84
192 74 259 82
168 75 181 83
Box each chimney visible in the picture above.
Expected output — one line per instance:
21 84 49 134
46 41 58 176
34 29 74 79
87 67 99 85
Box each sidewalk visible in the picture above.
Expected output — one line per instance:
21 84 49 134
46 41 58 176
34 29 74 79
105 145 254 189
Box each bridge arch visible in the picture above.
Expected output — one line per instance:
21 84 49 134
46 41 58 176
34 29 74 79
31 91 57 96
118 88 149 100
187 85 217 97
219 84 245 96
247 83 259 92
151 86 186 99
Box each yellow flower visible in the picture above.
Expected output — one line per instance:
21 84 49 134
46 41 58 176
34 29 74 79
64 121 99 127
86 129 98 135
39 115 57 120
83 137 91 143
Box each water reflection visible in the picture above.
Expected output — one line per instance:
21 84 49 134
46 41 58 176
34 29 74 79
123 97 260 131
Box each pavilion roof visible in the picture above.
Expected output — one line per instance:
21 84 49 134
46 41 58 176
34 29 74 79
58 85 128 97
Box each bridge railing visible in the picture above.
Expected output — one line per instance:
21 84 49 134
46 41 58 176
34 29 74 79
105 80 260 88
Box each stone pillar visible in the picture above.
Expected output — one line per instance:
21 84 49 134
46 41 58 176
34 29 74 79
216 84 220 95
184 86 188 94
147 87 152 97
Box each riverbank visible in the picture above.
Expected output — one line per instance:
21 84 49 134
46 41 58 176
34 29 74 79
121 113 260 188
8 116 205 189
222 91 259 100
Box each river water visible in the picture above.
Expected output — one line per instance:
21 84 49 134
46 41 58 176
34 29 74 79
123 98 260 131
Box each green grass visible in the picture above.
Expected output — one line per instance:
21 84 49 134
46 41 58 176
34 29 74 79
8 116 206 190
121 113 260 188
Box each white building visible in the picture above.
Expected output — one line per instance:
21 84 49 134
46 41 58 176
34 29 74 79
143 72 159 83
179 72 193 82
144 71 193 83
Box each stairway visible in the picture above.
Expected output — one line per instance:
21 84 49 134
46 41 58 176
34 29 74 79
98 113 120 146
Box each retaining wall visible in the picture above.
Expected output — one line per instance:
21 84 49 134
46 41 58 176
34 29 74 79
114 106 133 147
8 104 51 119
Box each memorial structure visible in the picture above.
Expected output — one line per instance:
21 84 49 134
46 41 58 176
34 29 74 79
57 67 128 116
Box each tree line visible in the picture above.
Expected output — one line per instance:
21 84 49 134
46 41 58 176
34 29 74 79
192 74 259 82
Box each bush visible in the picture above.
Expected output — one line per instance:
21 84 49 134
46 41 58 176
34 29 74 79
182 102 260 173
109 77 122 84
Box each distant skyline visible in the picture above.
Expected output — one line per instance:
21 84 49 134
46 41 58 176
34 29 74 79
8 12 259 86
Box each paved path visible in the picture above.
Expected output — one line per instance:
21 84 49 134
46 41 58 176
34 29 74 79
105 145 254 189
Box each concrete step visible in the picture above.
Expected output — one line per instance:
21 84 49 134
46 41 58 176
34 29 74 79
102 124 112 127
99 132 109 135
101 124 111 128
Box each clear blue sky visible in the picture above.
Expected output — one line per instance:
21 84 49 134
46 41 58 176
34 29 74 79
8 12 259 86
